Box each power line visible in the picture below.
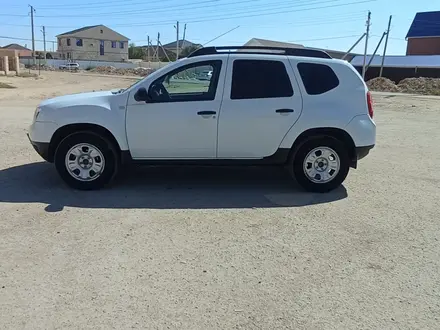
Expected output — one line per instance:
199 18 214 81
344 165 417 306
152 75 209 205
1 0 374 20
0 2 375 32
40 0 221 11
153 0 376 26
203 26 241 46
290 34 361 42
5 0 180 8
0 0 308 17
29 0 351 18
372 35 405 41
0 11 365 29
0 35 46 43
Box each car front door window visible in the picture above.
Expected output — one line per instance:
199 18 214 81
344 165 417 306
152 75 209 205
148 61 221 103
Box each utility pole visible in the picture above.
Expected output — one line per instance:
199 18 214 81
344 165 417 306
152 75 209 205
158 40 172 62
29 5 36 65
342 33 366 60
156 32 160 62
147 35 150 63
366 32 386 70
41 26 46 60
175 21 180 60
182 23 187 51
362 11 371 80
380 15 392 78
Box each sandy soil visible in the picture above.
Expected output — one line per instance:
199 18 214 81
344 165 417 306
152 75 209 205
0 72 439 329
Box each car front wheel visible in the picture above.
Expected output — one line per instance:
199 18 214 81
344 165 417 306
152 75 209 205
54 132 119 190
291 137 349 193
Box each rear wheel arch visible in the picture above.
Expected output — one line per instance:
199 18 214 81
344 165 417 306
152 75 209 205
289 127 356 163
48 123 121 162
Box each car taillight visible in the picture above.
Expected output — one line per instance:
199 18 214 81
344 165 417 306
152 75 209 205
367 91 374 118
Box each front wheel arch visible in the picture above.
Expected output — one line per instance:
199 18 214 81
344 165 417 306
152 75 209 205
48 123 121 163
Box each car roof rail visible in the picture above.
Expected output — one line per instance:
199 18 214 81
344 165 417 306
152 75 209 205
187 46 332 59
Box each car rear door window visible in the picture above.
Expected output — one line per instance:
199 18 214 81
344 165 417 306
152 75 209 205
231 60 293 100
297 63 339 95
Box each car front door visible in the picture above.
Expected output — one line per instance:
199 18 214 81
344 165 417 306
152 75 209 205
217 56 303 159
126 59 225 159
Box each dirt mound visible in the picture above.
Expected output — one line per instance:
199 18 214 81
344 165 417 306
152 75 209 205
131 67 154 76
367 77 400 93
90 66 154 77
25 64 57 71
0 82 16 89
397 77 440 96
90 66 117 74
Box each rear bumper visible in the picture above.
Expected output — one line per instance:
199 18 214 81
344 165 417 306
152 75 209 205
356 144 374 160
350 145 374 168
27 134 51 162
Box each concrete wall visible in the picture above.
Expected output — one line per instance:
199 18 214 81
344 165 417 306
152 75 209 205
0 55 20 74
0 49 19 58
407 37 440 55
58 38 128 61
354 65 440 83
0 48 32 58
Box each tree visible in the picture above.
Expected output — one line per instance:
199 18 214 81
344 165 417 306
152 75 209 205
128 43 144 59
180 45 201 57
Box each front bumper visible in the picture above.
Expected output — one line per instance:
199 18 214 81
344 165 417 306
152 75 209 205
27 134 51 162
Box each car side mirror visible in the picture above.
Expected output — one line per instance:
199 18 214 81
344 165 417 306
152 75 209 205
134 87 150 102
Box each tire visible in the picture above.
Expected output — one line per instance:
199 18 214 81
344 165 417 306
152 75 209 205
290 136 350 193
54 131 119 190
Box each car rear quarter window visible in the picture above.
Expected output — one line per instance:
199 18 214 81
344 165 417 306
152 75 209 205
297 63 339 95
231 60 293 100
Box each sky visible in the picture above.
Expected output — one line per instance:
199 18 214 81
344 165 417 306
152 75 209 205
0 0 438 56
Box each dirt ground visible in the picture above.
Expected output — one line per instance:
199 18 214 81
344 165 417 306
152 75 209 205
0 71 439 330
0 70 137 103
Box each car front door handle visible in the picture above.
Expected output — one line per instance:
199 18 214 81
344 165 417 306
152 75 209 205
197 111 217 115
275 108 294 113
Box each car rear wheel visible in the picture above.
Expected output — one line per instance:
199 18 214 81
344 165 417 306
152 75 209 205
54 131 119 190
291 137 349 193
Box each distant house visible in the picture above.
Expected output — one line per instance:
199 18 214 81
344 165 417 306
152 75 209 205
406 11 440 55
140 40 201 61
244 38 305 50
56 25 129 62
1 44 32 58
243 38 358 61
163 40 200 53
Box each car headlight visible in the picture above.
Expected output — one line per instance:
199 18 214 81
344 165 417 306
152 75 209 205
34 107 41 121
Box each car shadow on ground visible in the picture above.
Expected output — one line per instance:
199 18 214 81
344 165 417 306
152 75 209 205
0 162 348 212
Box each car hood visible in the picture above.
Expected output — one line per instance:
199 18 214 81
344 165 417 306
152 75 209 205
39 90 115 108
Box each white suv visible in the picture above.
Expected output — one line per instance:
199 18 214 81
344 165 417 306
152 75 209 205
28 46 376 192
59 62 80 71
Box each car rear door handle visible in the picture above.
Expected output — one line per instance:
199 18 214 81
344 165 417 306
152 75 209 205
197 111 216 115
275 108 294 113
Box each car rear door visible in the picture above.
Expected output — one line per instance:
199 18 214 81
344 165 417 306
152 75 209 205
217 55 303 158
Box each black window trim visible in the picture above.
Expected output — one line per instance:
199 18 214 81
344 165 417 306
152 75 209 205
147 60 223 103
230 59 294 100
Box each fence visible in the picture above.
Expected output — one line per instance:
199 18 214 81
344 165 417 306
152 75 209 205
19 58 168 70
